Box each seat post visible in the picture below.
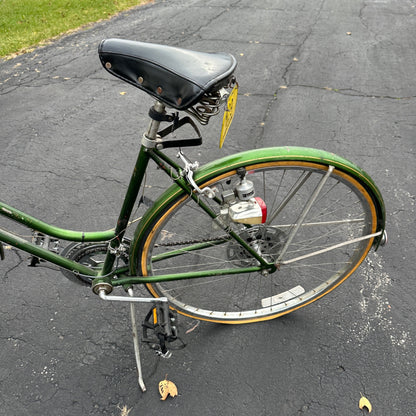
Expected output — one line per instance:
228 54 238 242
145 101 165 141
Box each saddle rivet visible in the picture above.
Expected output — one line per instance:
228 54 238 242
138 76 144 84
177 97 182 106
157 86 163 95
105 62 112 69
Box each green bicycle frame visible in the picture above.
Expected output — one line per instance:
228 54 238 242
119 145 386 288
0 142 268 282
0 103 164 279
0 102 386 287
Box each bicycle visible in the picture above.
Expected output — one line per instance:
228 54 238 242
0 38 387 391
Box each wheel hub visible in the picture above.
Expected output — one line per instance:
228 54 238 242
226 226 286 266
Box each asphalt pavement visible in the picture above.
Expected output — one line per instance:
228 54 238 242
0 0 415 415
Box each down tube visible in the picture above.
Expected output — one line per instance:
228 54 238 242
0 227 97 276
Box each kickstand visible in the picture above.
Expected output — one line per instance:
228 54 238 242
95 285 177 392
127 287 146 392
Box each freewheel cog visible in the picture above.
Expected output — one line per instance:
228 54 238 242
226 226 286 266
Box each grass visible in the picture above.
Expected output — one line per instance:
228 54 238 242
0 0 147 57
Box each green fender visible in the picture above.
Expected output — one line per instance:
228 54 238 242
130 146 386 274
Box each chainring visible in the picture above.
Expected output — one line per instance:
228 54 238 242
60 240 129 285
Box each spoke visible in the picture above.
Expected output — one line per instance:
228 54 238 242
153 238 229 262
276 166 335 263
279 231 381 265
153 259 243 273
267 170 312 225
283 222 365 257
156 272 245 293
271 218 365 229
285 262 352 274
306 198 363 224
159 199 218 242
291 261 351 274
140 161 377 322
265 168 286 221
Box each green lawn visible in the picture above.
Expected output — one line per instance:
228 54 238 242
0 0 146 57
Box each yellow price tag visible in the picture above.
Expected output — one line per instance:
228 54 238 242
219 84 238 148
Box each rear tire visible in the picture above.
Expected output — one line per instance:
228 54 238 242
136 160 378 323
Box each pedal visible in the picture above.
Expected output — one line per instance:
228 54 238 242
29 232 60 267
142 305 186 357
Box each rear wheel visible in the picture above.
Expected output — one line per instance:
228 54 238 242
137 160 378 323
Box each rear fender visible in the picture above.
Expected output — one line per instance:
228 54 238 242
130 146 386 274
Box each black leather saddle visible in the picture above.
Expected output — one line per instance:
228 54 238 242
99 39 237 111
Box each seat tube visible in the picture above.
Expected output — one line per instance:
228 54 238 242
100 101 165 277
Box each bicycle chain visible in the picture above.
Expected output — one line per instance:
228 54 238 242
154 226 276 247
155 235 229 247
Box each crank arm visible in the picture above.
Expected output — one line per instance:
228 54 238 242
97 290 168 305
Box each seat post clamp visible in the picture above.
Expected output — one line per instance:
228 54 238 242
141 133 163 149
148 107 177 122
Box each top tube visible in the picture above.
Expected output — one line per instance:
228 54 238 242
0 201 116 242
